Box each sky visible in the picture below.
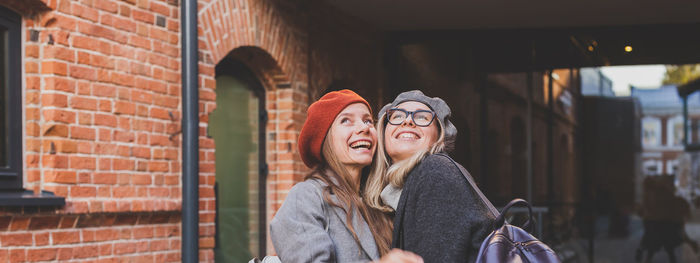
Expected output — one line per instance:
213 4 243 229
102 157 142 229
599 65 666 96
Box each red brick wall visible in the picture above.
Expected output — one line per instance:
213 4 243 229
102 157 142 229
22 0 183 212
2 0 385 261
0 213 180 262
1 0 186 260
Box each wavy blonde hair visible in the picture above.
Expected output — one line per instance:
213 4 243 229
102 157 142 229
306 122 393 256
365 111 447 213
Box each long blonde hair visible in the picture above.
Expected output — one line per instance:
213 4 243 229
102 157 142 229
306 124 393 256
365 112 447 213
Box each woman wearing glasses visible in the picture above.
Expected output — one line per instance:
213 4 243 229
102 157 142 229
365 90 496 262
270 90 423 263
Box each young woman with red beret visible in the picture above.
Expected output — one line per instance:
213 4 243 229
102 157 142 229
270 90 423 263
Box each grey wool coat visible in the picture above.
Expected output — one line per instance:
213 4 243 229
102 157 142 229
392 153 496 263
270 178 380 263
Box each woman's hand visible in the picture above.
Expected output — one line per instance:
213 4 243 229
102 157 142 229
375 249 423 263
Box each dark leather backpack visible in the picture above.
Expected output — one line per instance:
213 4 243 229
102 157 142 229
439 153 561 263
475 199 561 263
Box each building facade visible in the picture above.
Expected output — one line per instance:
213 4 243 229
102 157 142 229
631 85 700 177
0 0 584 262
0 0 389 261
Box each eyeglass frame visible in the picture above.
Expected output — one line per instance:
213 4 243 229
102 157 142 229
385 108 436 127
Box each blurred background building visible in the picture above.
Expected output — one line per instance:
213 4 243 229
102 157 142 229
631 85 700 177
1 0 700 262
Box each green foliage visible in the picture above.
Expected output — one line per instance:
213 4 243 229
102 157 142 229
663 64 700 85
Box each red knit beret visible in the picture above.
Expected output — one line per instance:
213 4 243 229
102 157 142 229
298 89 371 168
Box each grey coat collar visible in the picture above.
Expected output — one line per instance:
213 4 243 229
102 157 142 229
313 176 380 260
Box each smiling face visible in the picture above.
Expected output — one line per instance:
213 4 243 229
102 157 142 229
384 101 439 163
325 103 377 170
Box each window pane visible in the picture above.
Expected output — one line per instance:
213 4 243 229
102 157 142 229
0 6 22 189
0 28 7 168
211 75 262 261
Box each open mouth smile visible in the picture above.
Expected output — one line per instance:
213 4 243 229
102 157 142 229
349 139 373 150
395 131 421 140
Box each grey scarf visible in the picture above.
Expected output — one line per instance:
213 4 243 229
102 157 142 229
380 184 403 211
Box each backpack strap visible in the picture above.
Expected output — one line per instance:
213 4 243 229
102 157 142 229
436 153 500 218
495 198 534 231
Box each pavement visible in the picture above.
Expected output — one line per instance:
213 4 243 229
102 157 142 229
590 215 700 263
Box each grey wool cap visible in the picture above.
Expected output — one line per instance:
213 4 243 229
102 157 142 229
378 90 457 150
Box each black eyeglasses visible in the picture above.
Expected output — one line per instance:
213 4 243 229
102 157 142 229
386 108 435 127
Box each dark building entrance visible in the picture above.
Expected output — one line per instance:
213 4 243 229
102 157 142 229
211 59 267 262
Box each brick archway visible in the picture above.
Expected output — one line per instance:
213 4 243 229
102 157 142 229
198 0 304 85
224 46 289 92
197 0 313 258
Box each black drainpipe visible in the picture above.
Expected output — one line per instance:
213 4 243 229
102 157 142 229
181 0 199 262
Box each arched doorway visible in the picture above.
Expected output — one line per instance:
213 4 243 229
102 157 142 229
210 58 267 262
